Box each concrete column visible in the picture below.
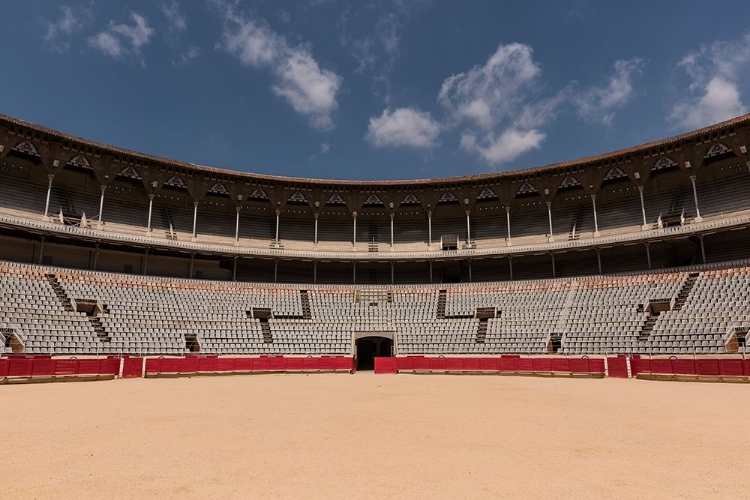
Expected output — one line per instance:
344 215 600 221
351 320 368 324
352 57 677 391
509 256 513 280
689 175 703 222
468 260 472 282
38 236 45 265
546 201 554 242
192 202 198 241
313 261 317 284
427 211 433 249
274 259 278 283
353 261 356 284
390 261 395 284
189 252 195 278
596 248 602 274
390 213 394 250
505 206 511 245
638 186 648 230
591 194 600 236
699 235 706 264
551 253 556 278
429 261 433 283
314 213 319 245
232 256 237 282
143 248 149 275
44 173 54 218
234 206 241 244
352 212 357 249
93 243 100 271
98 185 106 227
645 243 651 270
275 209 281 245
147 194 155 235
465 211 471 245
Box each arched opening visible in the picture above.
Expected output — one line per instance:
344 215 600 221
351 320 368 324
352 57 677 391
355 335 393 371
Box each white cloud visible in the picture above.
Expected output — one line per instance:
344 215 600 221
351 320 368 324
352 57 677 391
460 128 545 165
88 12 154 64
366 107 441 148
338 8 401 103
44 5 90 52
309 142 332 161
573 58 643 125
438 43 559 166
174 46 201 67
670 32 750 129
217 4 341 131
439 43 541 130
161 2 187 32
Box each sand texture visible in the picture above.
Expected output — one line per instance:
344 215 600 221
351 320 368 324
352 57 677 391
4 373 750 499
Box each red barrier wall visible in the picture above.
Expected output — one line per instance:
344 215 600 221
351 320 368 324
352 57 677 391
606 357 628 378
374 357 398 374
121 357 144 378
139 356 354 376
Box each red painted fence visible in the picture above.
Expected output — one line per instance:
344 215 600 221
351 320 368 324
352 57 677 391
144 356 353 376
630 357 750 377
381 356 606 375
0 356 121 378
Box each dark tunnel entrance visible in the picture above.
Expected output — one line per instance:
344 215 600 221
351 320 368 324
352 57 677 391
355 336 393 371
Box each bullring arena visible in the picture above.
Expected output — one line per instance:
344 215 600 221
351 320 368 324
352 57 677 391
2 113 750 498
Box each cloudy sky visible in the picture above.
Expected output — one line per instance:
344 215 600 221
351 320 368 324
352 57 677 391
2 1 750 180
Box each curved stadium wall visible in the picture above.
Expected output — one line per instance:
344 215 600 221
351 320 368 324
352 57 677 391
1 114 750 361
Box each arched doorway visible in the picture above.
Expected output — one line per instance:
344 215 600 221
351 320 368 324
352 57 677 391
353 333 394 371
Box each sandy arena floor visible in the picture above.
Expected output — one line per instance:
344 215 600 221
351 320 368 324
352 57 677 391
4 373 750 499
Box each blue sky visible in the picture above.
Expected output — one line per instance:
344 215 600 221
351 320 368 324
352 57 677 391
2 1 750 181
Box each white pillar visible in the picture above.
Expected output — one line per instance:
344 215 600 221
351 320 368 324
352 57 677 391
234 206 241 244
699 235 706 264
505 206 511 246
44 173 54 218
146 194 155 235
465 211 471 246
427 211 432 249
596 248 602 274
390 261 394 284
546 201 554 242
98 185 106 227
233 256 237 281
313 261 317 284
689 175 703 222
645 243 651 270
192 201 198 241
591 194 600 236
314 213 319 245
352 212 357 249
274 259 278 283
390 213 394 250
638 186 648 230
275 209 280 245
